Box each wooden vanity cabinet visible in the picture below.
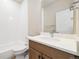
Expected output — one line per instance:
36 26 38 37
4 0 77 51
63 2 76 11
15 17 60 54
29 40 79 59
29 48 50 59
29 48 41 59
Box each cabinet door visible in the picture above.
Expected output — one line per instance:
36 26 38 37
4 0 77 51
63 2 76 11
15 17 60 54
29 48 42 59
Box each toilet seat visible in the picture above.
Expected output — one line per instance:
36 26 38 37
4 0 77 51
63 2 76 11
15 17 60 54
12 43 28 55
14 48 27 55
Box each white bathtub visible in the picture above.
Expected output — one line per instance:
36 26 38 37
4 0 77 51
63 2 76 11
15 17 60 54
0 40 28 55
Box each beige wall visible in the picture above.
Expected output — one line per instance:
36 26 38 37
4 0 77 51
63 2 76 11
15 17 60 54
43 0 73 33
28 0 42 36
73 4 79 34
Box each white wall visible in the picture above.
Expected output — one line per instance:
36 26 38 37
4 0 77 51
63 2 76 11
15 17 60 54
43 0 73 33
0 0 28 44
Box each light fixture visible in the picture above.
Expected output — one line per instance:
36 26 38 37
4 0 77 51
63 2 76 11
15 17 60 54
70 0 79 10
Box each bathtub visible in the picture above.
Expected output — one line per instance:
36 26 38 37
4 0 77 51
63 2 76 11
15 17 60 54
0 40 28 55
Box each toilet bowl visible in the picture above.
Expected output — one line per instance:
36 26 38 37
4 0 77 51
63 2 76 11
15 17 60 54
11 40 28 54
11 41 28 59
13 45 28 59
13 45 28 55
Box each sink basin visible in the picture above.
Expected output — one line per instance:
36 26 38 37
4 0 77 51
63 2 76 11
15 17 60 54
53 33 79 40
53 33 79 55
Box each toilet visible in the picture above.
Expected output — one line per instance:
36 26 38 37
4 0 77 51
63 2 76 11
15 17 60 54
13 46 28 59
11 41 29 59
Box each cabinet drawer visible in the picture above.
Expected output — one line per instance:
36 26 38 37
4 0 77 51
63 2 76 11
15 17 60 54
29 40 75 59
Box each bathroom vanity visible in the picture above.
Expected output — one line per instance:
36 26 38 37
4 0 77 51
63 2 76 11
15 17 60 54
28 0 79 58
28 35 79 59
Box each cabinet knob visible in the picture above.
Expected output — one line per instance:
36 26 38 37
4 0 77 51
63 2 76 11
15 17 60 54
38 55 41 59
42 56 44 59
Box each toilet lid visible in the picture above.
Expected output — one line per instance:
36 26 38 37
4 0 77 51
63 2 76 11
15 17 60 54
12 44 28 55
12 44 26 51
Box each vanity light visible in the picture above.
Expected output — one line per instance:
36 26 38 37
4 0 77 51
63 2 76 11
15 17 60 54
70 0 79 10
73 0 79 5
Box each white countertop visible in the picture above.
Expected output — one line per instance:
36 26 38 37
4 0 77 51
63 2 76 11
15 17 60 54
28 35 79 56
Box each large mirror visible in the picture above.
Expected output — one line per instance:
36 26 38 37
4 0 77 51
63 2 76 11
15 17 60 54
41 0 75 34
56 9 73 34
